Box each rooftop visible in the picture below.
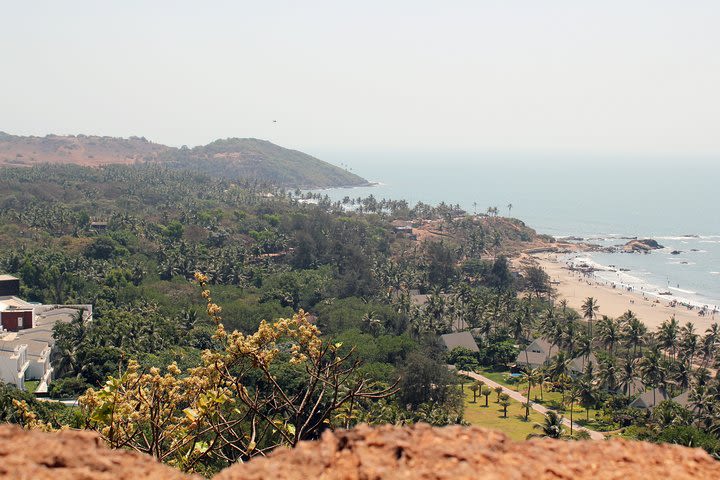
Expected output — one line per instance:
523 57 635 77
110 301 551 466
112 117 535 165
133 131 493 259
440 331 479 352
0 296 35 312
629 387 671 409
0 275 19 281
0 306 90 359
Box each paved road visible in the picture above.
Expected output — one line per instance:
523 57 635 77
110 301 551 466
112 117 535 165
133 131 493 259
459 370 605 440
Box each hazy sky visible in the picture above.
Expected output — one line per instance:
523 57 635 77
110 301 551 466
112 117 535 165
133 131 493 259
2 1 719 157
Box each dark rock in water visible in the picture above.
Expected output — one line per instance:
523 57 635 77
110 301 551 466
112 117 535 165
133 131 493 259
691 249 700 252
557 236 584 242
670 250 682 255
623 238 664 253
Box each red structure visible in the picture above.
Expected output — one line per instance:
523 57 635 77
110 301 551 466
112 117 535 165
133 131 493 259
0 310 33 331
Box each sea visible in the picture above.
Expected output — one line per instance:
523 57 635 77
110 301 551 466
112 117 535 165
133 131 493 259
309 150 720 311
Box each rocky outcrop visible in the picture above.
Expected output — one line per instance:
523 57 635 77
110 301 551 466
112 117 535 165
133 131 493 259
4 423 720 479
0 424 195 480
215 424 720 480
623 238 664 253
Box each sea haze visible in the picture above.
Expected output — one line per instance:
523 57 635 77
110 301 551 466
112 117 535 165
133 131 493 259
310 151 720 310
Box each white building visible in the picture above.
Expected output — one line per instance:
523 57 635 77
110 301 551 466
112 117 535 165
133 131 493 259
0 343 29 389
0 304 92 394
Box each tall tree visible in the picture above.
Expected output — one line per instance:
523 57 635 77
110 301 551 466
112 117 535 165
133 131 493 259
581 297 599 338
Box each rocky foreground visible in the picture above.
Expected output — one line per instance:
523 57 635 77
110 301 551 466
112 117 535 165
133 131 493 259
2 423 719 480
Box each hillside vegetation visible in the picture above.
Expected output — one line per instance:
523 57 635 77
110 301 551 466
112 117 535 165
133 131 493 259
7 164 719 476
0 132 367 188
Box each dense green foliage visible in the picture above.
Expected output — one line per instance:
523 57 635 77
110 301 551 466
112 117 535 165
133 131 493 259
0 163 550 455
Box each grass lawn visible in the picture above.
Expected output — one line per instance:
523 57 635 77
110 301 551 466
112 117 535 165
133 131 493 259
461 382 546 441
474 366 617 432
24 380 39 393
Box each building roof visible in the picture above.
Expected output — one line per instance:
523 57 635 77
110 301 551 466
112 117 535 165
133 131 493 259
440 331 479 353
627 378 645 396
515 350 549 367
411 293 452 307
629 387 671 409
527 337 554 354
0 296 35 312
516 337 556 367
672 391 697 410
450 318 470 332
0 275 19 282
569 353 599 374
0 306 88 361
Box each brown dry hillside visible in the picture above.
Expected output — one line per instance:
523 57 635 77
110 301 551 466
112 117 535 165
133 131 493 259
0 132 168 167
0 132 367 188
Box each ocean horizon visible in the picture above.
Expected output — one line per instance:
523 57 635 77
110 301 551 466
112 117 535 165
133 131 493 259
311 151 720 312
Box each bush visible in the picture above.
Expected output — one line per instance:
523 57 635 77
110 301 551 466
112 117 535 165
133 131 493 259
447 347 480 371
49 377 90 399
656 426 720 456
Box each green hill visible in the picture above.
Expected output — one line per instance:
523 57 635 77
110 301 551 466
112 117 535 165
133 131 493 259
163 138 368 188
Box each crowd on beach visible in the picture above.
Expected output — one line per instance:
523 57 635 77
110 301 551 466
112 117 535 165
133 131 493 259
564 260 718 321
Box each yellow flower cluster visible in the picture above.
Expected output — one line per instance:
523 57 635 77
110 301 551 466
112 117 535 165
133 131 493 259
195 272 223 325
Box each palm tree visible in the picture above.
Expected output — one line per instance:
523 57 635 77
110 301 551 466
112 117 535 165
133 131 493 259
562 311 581 353
527 411 565 439
581 297 599 338
520 368 535 419
499 395 511 418
596 315 620 355
623 313 647 357
481 386 492 407
494 386 504 403
548 351 570 383
673 361 691 394
469 382 480 403
575 336 592 368
361 311 382 336
598 356 619 393
657 315 680 360
701 323 720 367
567 385 579 435
679 322 699 367
533 368 547 401
576 377 596 420
639 347 666 407
619 356 638 396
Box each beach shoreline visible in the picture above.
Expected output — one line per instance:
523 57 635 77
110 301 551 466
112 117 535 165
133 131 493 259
521 252 718 333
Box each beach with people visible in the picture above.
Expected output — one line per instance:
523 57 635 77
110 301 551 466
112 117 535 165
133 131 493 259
523 252 718 332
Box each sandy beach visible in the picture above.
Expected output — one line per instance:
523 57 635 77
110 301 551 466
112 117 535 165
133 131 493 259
523 253 718 333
